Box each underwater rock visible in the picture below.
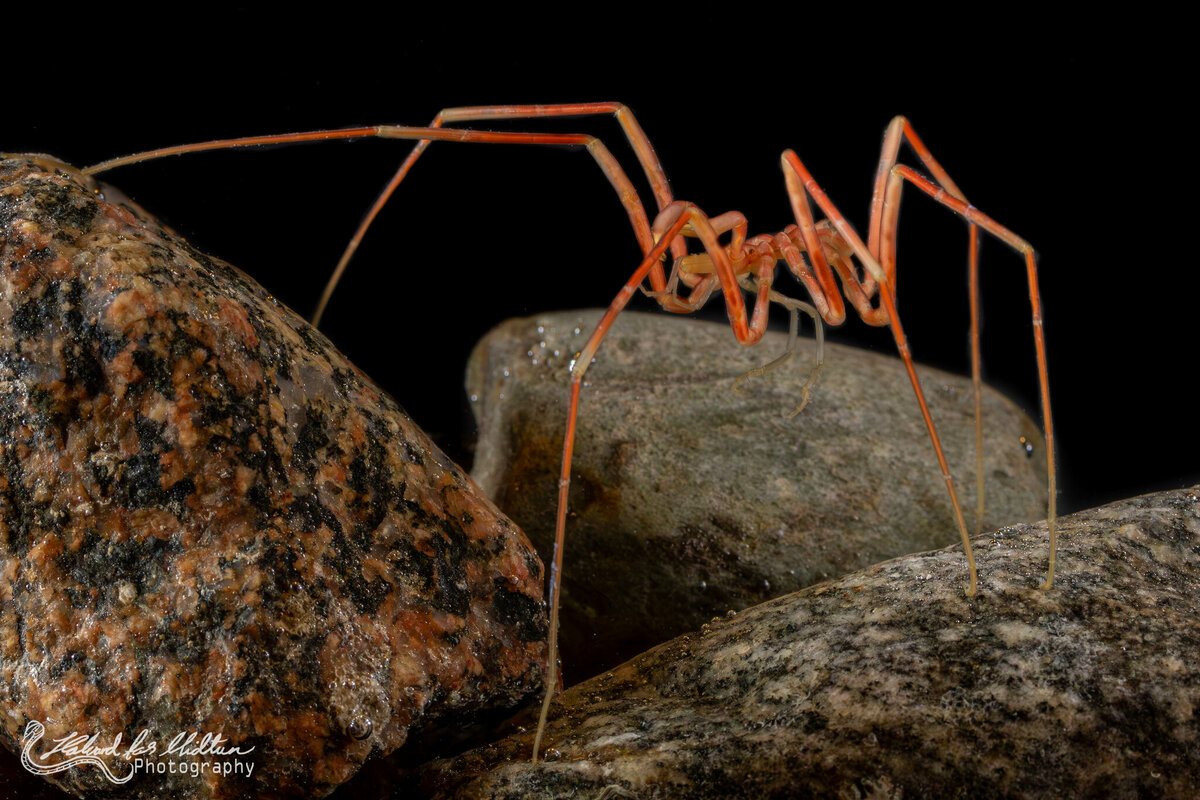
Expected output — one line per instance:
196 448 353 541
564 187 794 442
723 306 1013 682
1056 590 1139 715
0 156 546 799
468 310 1048 678
414 485 1200 800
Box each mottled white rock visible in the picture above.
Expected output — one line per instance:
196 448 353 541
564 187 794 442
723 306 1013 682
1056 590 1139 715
468 310 1049 677
412 486 1200 800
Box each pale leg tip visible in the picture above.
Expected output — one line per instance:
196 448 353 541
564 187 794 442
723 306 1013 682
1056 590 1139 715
963 564 978 597
1039 561 1057 591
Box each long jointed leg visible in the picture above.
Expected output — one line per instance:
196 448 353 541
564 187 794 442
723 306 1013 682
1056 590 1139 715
776 148 976 596
83 118 669 325
532 209 693 762
778 123 1055 595
871 119 1053 569
303 103 686 324
870 120 988 537
889 164 1057 588
532 198 788 759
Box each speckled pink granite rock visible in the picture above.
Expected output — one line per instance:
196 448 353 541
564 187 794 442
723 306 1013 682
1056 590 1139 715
0 156 547 799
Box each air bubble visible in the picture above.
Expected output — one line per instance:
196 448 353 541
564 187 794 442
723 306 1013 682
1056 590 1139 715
542 747 562 762
1019 436 1035 457
348 717 373 741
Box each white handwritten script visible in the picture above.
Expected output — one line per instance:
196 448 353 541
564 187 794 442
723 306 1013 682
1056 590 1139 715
21 720 256 784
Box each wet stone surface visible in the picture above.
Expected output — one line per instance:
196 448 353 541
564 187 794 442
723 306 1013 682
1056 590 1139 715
468 310 1048 679
0 156 547 799
413 485 1200 800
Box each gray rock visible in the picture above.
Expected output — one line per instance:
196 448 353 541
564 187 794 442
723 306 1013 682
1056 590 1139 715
413 485 1200 800
468 310 1048 677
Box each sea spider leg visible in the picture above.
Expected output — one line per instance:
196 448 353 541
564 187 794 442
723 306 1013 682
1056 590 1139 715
870 118 984 534
311 103 693 325
779 141 1054 594
533 201 780 761
85 127 657 285
867 121 1054 585
882 164 1056 588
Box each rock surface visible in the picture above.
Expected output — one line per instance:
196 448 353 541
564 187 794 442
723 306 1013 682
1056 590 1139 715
413 485 1200 800
468 310 1048 677
0 156 546 798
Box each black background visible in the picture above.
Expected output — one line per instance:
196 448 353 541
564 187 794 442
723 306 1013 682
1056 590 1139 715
5 20 1194 520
